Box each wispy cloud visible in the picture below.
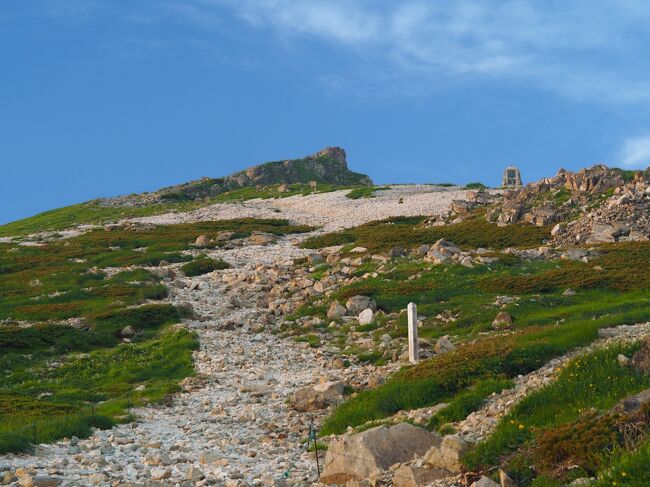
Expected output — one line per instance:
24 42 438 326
10 0 650 105
618 135 650 169
192 0 650 104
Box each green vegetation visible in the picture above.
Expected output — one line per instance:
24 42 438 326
0 328 197 453
181 257 230 276
319 240 650 437
345 186 391 199
465 182 487 190
0 218 311 452
465 344 650 485
0 186 320 238
595 438 650 487
302 215 551 253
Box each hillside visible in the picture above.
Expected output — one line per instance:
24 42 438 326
0 147 372 238
1 165 650 486
98 146 372 207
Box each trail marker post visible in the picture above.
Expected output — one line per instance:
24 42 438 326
407 302 419 364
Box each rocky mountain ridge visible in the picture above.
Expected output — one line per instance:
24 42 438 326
98 147 372 208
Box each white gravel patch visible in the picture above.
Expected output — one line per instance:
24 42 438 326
129 185 469 231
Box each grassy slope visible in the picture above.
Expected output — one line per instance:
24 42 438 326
0 218 311 452
301 215 551 253
314 239 650 436
465 344 650 486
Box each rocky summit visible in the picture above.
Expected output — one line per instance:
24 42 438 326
1 159 650 487
98 147 372 208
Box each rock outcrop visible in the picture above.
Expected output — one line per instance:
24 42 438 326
485 165 650 243
98 147 372 207
320 423 441 484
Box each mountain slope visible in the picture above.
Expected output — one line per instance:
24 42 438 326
101 146 372 207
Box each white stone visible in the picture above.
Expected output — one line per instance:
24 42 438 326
358 308 374 325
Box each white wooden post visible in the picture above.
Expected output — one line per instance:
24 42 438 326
407 302 419 364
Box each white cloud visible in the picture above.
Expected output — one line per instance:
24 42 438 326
198 0 650 104
618 135 650 168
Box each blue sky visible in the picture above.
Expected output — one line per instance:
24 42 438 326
2 1 650 224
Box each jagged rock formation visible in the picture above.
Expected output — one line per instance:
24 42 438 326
99 147 372 207
482 164 650 243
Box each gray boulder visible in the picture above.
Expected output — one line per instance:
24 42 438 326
321 423 441 484
345 296 377 315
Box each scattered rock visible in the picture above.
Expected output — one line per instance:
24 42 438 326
290 381 345 412
195 235 209 247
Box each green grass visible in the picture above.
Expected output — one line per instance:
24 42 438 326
181 257 230 276
301 215 551 253
595 438 650 487
464 344 650 484
345 186 391 199
0 328 198 453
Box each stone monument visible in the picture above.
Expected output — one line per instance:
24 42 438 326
502 166 522 188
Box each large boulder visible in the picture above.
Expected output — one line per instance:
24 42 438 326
345 296 377 315
321 423 441 484
424 435 471 473
289 381 345 412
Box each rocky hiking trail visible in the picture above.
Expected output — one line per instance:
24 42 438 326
1 187 465 486
2 236 339 486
